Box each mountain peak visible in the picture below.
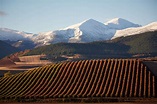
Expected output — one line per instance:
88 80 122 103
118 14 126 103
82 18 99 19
81 18 98 24
106 18 129 24
64 18 104 30
105 18 141 30
79 19 108 30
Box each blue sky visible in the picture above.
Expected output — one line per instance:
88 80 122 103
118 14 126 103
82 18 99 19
0 0 157 33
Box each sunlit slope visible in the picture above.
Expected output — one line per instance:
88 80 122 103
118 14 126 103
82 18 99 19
0 59 156 99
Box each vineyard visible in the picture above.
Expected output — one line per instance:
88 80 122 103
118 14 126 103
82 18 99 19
0 59 156 102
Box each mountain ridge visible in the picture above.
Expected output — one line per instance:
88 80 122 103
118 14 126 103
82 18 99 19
33 18 141 45
0 18 156 47
112 22 157 39
104 18 141 30
0 28 35 41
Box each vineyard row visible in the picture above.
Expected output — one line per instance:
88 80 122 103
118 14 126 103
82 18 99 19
0 59 156 99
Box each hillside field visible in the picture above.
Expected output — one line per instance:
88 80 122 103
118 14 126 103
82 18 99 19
0 59 157 103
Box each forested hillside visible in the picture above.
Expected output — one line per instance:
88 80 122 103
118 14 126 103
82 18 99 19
111 31 157 54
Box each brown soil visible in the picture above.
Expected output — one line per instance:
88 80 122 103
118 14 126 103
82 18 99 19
0 58 16 66
0 50 29 66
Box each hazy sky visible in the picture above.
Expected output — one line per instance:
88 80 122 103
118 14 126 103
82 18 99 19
0 0 157 33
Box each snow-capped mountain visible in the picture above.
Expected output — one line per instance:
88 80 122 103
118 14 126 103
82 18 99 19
0 28 37 50
1 18 156 47
34 19 114 45
112 22 157 39
65 19 114 42
0 28 35 41
34 18 141 45
104 18 141 30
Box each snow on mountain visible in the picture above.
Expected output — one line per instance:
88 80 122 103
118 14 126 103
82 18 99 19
33 29 75 45
112 22 157 39
2 18 155 46
104 18 141 30
0 28 34 41
34 19 114 45
33 18 143 45
67 19 114 43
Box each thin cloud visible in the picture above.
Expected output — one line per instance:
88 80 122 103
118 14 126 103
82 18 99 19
0 11 7 16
